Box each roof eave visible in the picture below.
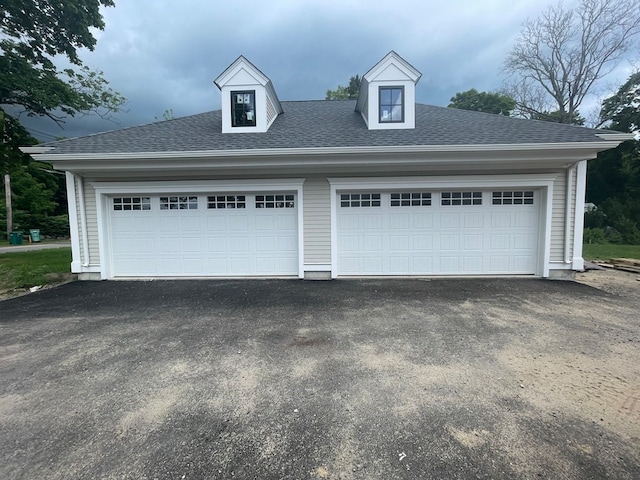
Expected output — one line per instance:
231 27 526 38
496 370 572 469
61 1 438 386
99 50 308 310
33 141 623 164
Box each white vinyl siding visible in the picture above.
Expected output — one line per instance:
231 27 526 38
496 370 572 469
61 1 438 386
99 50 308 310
550 172 564 262
82 180 100 265
303 177 331 264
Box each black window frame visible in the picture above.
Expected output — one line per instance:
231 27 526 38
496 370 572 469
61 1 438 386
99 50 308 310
379 86 404 123
231 90 256 127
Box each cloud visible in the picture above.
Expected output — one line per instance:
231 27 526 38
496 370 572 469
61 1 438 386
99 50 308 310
20 0 632 140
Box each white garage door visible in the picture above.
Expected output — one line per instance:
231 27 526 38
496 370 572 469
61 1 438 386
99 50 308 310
337 190 539 275
109 193 298 276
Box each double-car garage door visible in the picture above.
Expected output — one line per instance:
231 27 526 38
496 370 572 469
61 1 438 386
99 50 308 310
336 189 539 275
109 192 298 276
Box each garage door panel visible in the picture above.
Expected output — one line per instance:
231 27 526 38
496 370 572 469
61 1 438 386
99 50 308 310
389 256 410 273
339 215 360 229
159 217 180 231
412 213 433 229
337 190 539 276
276 215 297 230
490 256 510 272
277 236 298 252
255 215 274 230
362 257 383 273
464 234 483 250
464 213 484 228
363 235 383 252
338 235 359 251
390 235 410 251
110 192 299 277
440 213 460 228
363 214 383 229
463 256 483 272
440 235 460 250
413 235 433 250
490 234 510 250
413 256 433 272
229 236 250 252
228 215 249 231
389 214 410 229
159 236 180 253
440 256 459 272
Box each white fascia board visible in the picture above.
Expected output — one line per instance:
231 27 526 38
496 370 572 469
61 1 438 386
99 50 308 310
37 141 622 165
20 146 55 154
214 55 269 89
363 51 422 83
596 132 635 141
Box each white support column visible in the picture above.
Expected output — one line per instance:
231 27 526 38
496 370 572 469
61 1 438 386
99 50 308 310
572 160 587 270
65 172 83 272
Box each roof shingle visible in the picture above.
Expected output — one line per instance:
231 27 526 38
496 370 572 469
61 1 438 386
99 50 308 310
43 100 610 155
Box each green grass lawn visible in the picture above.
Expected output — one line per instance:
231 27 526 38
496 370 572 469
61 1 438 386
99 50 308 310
582 244 640 261
0 248 72 291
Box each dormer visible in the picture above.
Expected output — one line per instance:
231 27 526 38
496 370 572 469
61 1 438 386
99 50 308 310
355 51 422 130
214 56 283 134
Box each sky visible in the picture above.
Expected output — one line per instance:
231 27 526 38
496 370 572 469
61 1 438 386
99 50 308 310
22 0 639 142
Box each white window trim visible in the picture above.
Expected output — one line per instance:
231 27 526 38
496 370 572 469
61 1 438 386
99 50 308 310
328 175 555 279
91 179 305 279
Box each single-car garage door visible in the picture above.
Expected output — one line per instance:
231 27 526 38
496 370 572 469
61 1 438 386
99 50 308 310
337 189 539 275
109 192 298 276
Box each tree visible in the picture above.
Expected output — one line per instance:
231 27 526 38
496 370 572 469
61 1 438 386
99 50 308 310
0 1 125 238
0 0 126 125
448 89 515 116
326 75 361 100
586 72 640 244
599 71 640 133
504 0 640 124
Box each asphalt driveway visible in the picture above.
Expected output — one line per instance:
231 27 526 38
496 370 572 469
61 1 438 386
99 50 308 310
1 278 638 479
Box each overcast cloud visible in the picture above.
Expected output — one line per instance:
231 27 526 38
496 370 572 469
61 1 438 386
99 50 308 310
23 0 638 141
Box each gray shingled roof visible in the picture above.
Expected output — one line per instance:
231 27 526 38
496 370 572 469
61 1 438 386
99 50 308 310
43 101 610 155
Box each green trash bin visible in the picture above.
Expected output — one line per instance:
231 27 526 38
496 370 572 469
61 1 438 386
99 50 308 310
10 231 23 245
29 229 41 242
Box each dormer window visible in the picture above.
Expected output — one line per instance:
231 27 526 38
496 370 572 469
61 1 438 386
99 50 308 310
232 90 256 127
215 56 283 134
379 86 404 123
355 51 421 130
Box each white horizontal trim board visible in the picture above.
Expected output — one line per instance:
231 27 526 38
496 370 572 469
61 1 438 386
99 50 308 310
329 175 555 278
39 141 622 163
92 179 305 279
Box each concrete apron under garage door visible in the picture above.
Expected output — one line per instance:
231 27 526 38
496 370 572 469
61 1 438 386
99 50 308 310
108 193 299 277
336 189 540 276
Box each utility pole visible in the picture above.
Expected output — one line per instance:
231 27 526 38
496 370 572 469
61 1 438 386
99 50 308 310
1 110 12 240
4 174 11 239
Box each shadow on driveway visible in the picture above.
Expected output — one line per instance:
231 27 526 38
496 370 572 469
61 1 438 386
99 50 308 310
1 279 639 479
